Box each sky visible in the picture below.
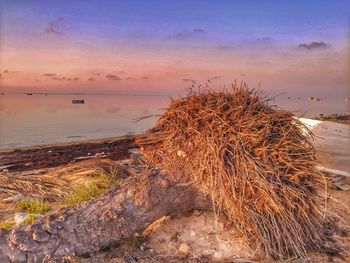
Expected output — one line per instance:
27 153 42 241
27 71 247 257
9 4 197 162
0 0 349 96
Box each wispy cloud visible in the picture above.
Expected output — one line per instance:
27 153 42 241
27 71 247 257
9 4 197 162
106 107 121 114
142 76 149 80
218 45 234 51
88 77 96 81
297 41 329 50
193 28 205 33
208 76 221 81
43 73 56 77
44 17 65 35
52 76 66 81
256 37 272 42
106 74 121 81
172 28 206 40
182 78 196 82
2 69 18 74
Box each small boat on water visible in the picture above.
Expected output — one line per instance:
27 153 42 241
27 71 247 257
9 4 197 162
72 99 85 104
27 93 33 95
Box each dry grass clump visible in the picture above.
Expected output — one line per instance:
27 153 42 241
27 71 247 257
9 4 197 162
136 83 340 260
0 174 69 201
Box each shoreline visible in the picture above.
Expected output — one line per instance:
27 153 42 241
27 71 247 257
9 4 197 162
0 135 135 153
0 136 135 173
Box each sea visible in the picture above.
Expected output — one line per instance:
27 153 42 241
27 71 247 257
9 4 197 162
0 93 349 150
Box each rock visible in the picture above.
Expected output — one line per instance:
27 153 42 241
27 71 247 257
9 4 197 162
124 255 138 263
176 150 187 158
130 153 144 165
109 258 124 263
178 243 191 255
14 212 29 225
32 229 50 242
192 210 202 216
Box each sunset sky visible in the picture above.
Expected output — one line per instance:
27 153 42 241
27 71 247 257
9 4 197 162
0 0 349 96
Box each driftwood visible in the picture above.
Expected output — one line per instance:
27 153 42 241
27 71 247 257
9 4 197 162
0 170 209 262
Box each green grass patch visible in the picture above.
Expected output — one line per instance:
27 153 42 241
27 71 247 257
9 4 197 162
64 164 121 207
17 199 51 214
0 219 15 230
64 181 104 206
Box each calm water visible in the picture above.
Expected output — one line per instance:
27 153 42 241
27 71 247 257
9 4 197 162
0 94 349 149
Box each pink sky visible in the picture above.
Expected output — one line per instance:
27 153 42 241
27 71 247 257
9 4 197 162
0 1 349 96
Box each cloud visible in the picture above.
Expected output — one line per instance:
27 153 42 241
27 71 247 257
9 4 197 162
142 76 149 80
208 76 221 81
182 78 196 82
193 28 205 33
2 69 18 74
256 37 272 42
172 28 206 40
52 76 66 81
106 74 121 81
43 73 56 77
88 77 96 81
44 17 65 35
73 77 79 81
117 71 126 74
297 41 329 50
218 45 233 50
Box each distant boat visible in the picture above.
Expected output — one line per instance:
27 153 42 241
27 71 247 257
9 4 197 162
307 96 320 102
72 99 85 104
27 93 33 95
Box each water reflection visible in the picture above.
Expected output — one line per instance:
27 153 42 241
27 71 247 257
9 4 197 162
0 94 348 149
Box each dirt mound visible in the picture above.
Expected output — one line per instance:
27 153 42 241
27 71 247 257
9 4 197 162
136 84 340 260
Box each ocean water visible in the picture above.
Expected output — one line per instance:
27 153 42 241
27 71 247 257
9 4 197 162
0 94 349 149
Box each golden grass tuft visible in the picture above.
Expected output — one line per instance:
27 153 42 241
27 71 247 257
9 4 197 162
0 219 15 230
17 199 51 214
136 83 340 260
